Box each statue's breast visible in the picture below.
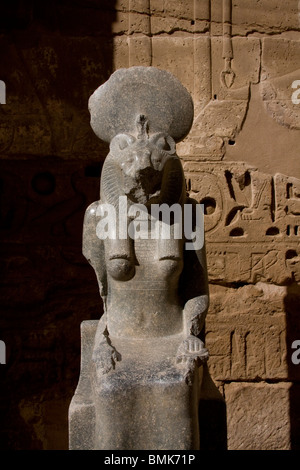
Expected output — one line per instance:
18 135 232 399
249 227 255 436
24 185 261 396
157 257 184 278
106 237 183 284
106 257 135 281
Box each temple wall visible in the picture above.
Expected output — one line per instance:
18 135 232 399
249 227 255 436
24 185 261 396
0 0 299 449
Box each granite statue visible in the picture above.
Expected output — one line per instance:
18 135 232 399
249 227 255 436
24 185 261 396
69 66 209 450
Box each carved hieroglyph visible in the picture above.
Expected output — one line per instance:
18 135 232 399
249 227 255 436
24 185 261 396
69 66 210 450
183 161 300 286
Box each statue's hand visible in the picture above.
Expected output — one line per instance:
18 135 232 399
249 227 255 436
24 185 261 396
176 335 208 363
176 335 209 385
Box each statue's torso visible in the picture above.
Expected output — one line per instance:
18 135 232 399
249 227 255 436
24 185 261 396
106 236 184 338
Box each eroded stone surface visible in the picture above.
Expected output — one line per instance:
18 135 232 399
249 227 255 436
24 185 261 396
88 66 194 143
225 382 291 450
261 38 300 130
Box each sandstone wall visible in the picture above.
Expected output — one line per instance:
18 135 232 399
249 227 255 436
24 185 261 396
0 0 299 449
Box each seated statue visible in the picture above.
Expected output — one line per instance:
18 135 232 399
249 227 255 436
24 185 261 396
69 66 209 450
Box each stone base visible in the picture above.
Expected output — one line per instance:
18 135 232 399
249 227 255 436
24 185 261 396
69 320 204 450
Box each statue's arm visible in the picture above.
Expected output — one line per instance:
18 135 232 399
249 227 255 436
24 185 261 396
182 244 209 337
179 196 209 337
82 200 107 306
83 200 121 376
176 238 209 382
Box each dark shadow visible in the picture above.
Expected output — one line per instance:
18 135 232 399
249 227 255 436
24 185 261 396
198 364 228 450
284 283 300 450
0 0 116 450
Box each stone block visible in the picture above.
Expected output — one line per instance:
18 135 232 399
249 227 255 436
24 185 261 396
193 36 212 115
128 11 151 34
113 36 129 70
150 16 195 35
152 37 194 96
129 0 150 14
225 382 291 450
150 0 209 34
115 0 128 12
194 0 211 21
150 0 194 20
206 283 290 381
112 11 129 35
210 0 223 36
261 38 300 130
128 35 152 66
231 0 299 36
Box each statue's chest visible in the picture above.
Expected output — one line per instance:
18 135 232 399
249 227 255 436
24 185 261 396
134 237 183 280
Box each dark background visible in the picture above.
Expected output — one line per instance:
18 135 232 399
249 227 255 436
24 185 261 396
0 0 117 449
